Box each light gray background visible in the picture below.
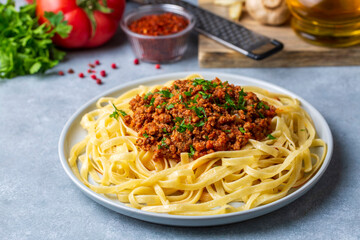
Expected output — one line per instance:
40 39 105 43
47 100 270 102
1 0 359 239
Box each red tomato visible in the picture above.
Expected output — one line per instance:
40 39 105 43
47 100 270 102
36 0 125 49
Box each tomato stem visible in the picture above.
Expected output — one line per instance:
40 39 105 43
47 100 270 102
76 0 113 37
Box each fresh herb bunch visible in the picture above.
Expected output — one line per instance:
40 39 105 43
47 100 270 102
0 0 72 79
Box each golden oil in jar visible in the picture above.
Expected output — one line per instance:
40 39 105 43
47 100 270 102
286 0 360 47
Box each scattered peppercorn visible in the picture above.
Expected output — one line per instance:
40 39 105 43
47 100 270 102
155 64 161 69
78 72 84 78
88 63 95 68
100 70 106 77
91 74 97 80
96 79 102 85
111 63 117 69
134 58 139 65
88 69 95 73
94 60 100 65
58 71 64 76
68 68 74 74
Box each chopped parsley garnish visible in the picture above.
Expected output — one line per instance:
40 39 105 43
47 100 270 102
190 106 206 118
156 102 166 109
224 130 231 133
258 111 265 119
267 134 276 140
145 97 155 107
158 137 169 149
119 110 127 116
300 129 306 131
224 93 237 110
238 89 247 110
174 84 179 90
109 103 127 119
177 119 194 133
258 101 270 110
174 117 184 123
192 78 218 91
143 132 149 138
166 103 175 110
194 121 205 127
188 144 195 158
155 89 174 98
239 127 246 133
205 135 209 140
179 95 184 102
199 91 211 99
184 91 192 96
189 94 200 103
144 92 153 100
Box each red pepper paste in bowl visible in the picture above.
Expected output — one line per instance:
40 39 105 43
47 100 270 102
128 13 189 36
121 5 196 63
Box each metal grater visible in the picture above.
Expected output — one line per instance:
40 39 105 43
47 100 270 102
130 0 283 60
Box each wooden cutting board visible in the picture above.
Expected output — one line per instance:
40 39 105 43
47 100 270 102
198 0 360 68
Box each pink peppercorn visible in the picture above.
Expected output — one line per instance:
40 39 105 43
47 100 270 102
155 64 161 69
111 63 117 69
94 60 100 65
78 73 84 78
96 79 102 85
134 58 139 65
100 70 106 77
58 71 64 76
91 74 97 80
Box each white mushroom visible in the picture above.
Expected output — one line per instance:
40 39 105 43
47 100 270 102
246 0 290 25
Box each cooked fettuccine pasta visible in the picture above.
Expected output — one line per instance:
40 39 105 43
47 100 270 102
68 74 327 215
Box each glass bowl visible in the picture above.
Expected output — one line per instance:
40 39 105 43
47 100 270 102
120 4 196 63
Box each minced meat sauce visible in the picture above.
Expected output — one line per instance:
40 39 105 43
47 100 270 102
124 78 276 162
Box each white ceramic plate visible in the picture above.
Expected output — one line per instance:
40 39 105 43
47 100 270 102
58 72 333 227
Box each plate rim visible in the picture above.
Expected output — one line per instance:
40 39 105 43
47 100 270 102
58 71 333 225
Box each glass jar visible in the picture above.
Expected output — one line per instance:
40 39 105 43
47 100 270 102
121 4 196 63
286 0 360 47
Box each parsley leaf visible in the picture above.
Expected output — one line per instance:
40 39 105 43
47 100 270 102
109 103 126 119
267 134 276 140
158 137 169 149
194 121 205 127
145 97 155 107
258 101 270 110
177 119 194 133
166 103 175 110
144 92 153 100
184 91 192 96
238 89 247 110
188 144 195 158
199 91 211 99
239 127 246 133
258 111 265 119
155 90 174 98
224 93 237 109
192 78 218 90
0 1 72 79
143 132 149 138
190 106 206 118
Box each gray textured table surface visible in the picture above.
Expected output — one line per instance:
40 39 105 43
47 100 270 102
1 1 360 239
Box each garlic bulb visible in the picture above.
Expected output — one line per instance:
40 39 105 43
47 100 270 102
246 0 290 25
